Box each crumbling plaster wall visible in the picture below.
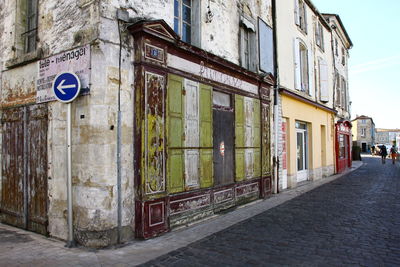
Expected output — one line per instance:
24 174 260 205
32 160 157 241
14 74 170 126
42 0 136 245
0 0 135 246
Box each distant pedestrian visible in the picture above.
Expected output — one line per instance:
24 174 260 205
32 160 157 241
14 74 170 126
371 145 375 155
390 145 397 164
381 145 388 164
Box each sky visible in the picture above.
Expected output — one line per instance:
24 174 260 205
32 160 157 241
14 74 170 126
312 0 400 129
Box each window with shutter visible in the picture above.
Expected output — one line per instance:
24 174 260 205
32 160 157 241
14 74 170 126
240 16 257 72
318 59 329 102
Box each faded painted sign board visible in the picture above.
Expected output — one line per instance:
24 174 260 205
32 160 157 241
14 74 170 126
36 45 90 103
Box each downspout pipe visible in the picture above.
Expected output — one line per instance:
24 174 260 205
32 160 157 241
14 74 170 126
117 19 123 244
272 0 280 194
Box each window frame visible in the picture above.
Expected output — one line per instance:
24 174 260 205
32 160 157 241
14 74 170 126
299 42 309 93
240 16 257 72
174 0 192 44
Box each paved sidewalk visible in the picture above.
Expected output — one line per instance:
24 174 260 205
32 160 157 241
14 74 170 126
0 161 363 266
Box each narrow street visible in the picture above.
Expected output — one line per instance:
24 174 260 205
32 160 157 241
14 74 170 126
143 155 400 266
1 156 399 266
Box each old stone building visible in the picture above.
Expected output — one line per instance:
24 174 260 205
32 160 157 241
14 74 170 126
351 115 375 152
0 0 275 247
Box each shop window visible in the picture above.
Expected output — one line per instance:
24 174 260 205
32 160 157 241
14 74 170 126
294 0 307 33
240 16 257 72
173 0 200 46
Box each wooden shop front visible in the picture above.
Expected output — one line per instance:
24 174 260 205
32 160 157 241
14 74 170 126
129 20 273 239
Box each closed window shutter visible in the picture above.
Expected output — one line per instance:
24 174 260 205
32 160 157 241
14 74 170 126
294 38 301 90
167 74 185 193
240 27 246 68
235 94 245 182
249 31 257 72
319 59 329 102
199 83 213 188
294 0 300 26
308 48 314 97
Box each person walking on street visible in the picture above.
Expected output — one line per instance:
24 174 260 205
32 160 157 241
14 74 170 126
381 145 388 164
390 145 397 164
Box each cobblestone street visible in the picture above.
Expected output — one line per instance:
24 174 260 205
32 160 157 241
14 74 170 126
1 157 399 266
144 156 400 266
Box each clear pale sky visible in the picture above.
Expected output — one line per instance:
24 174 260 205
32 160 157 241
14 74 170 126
312 0 400 129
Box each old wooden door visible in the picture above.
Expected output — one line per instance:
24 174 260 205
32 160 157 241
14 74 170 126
1 104 48 235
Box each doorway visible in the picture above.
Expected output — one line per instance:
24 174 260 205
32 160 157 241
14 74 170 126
213 92 234 186
361 142 367 153
296 122 308 182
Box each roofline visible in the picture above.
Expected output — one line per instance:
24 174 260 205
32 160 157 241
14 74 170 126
322 13 353 48
304 0 331 31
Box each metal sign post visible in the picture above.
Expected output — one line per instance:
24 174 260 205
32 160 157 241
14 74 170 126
52 72 81 247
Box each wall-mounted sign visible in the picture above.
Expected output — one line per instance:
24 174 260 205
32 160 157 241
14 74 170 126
36 45 90 103
52 72 81 103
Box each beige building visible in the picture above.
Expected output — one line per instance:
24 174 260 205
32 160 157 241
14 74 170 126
352 115 375 152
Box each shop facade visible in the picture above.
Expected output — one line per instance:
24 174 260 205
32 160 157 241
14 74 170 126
130 21 274 238
335 120 352 174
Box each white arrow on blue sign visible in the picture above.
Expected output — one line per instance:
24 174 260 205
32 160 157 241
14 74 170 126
52 72 81 103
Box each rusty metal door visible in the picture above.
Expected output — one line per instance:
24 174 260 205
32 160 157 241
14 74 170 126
1 104 48 235
213 109 234 186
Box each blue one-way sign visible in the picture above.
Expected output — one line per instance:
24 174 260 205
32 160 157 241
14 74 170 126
52 72 81 103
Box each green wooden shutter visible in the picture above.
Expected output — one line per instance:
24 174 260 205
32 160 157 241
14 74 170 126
253 99 261 148
235 95 245 147
167 74 185 193
235 149 245 182
167 149 184 193
199 83 213 188
254 148 261 177
167 74 184 148
200 84 213 147
200 149 213 188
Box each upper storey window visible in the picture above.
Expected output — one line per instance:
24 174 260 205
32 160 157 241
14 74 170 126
315 22 324 51
24 0 38 53
174 0 192 43
295 0 307 33
173 0 200 46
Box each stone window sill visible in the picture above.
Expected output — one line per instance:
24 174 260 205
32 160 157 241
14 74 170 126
5 48 42 69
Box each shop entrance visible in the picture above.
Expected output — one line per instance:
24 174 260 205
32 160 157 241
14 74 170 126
213 92 234 186
296 122 308 182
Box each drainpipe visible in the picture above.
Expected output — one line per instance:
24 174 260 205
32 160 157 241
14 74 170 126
117 19 123 244
272 0 279 194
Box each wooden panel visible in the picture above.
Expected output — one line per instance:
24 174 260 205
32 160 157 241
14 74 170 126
235 95 244 148
254 148 261 177
235 149 245 182
27 104 48 235
145 72 165 195
1 104 48 235
244 97 253 147
199 84 213 148
262 103 271 175
245 148 254 179
1 107 25 228
184 149 199 189
184 79 199 147
167 149 184 193
253 99 261 147
200 149 213 188
167 74 184 148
